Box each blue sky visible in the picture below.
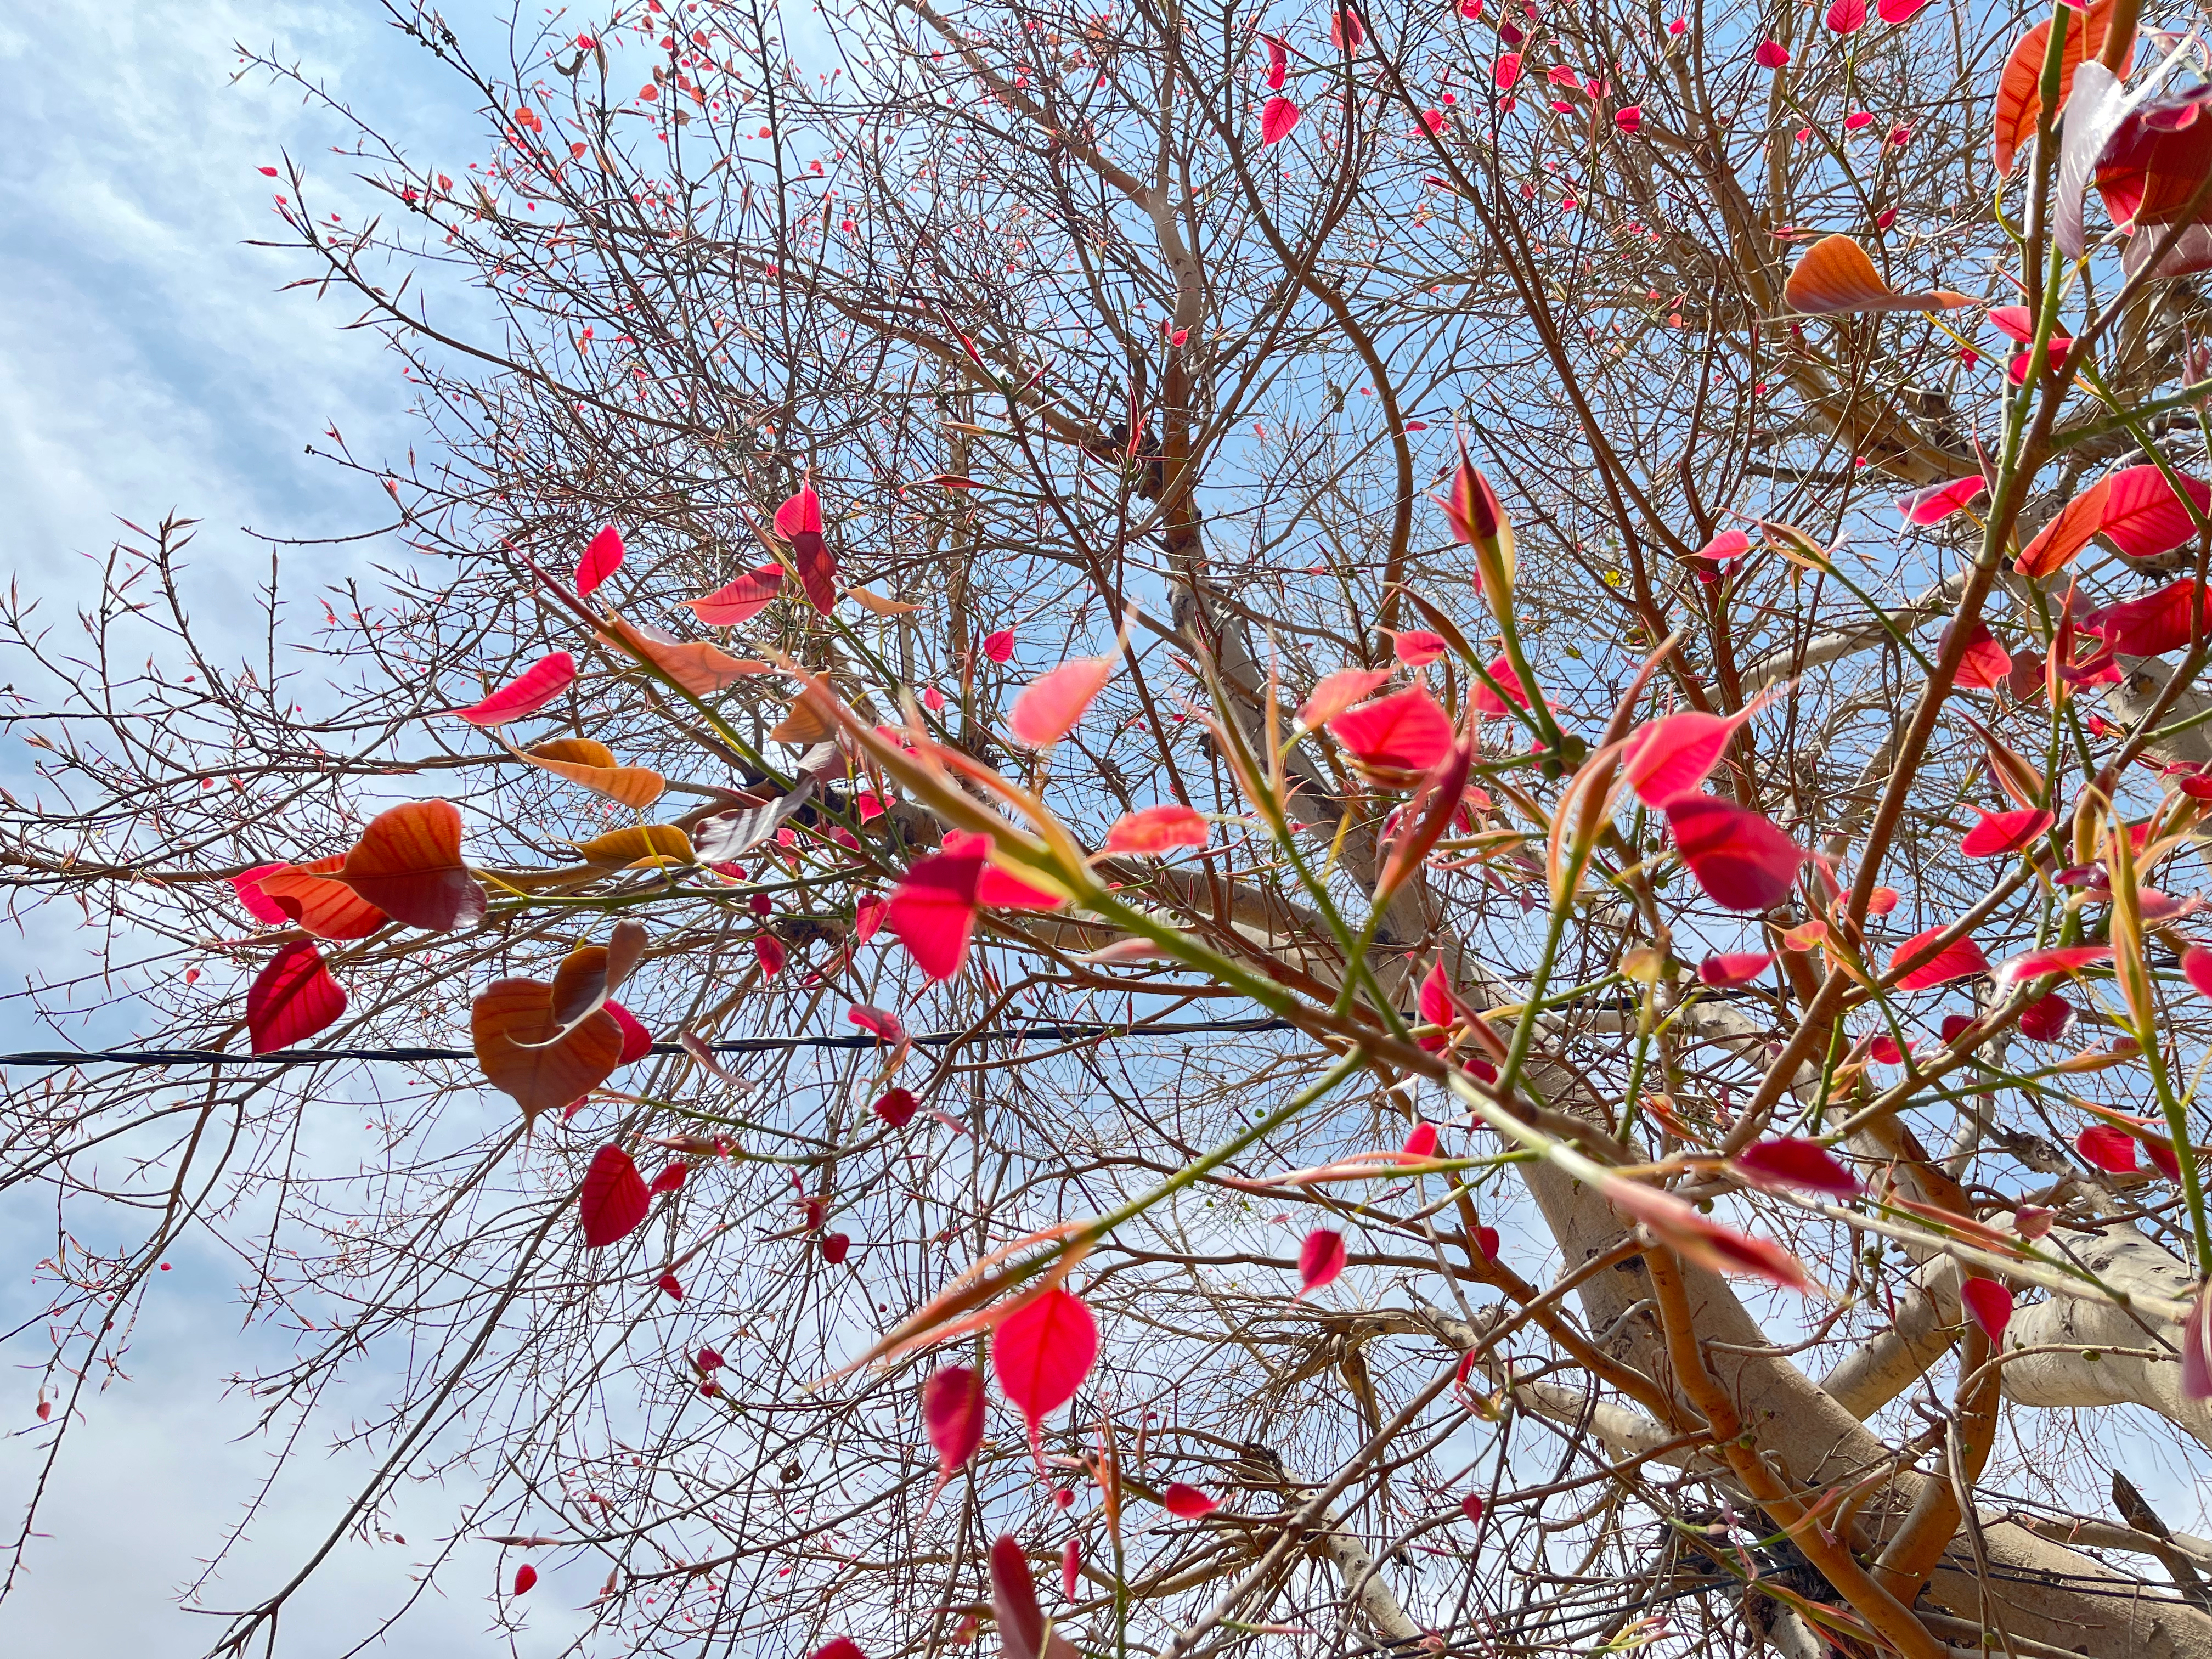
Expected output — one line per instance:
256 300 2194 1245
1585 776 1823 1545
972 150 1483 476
0 3 601 1652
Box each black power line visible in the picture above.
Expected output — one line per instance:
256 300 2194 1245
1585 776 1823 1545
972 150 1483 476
0 1016 1300 1071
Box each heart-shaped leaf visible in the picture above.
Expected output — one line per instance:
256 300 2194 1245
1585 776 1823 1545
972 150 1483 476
991 1287 1099 1467
578 1143 651 1246
336 801 486 932
251 856 391 940
472 977 624 1121
246 941 347 1053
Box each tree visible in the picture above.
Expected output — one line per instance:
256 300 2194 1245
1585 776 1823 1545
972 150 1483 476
8 0 2212 1654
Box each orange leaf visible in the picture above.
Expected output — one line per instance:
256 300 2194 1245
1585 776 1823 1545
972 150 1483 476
472 977 624 1121
1782 235 1973 315
847 586 924 616
517 737 667 810
600 613 770 697
335 801 486 932
574 824 694 868
251 855 389 940
1993 0 2129 176
2016 477 2113 578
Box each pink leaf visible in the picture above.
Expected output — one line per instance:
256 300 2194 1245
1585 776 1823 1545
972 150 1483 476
2097 469 2212 562
1891 927 1989 990
992 1288 1099 1468
1494 51 1521 89
1161 1483 1218 1518
873 1087 919 1127
2018 990 2074 1042
1103 804 1210 855
1733 1137 1859 1197
1870 1033 1908 1066
1901 477 1988 526
1878 0 1930 19
1009 657 1115 747
1697 951 1773 989
2076 1124 2139 1173
1691 529 1752 563
576 524 624 597
1664 795 1805 911
1390 629 1449 667
579 1146 651 1247
1297 668 1393 728
1470 654 1531 716
775 484 822 539
231 862 294 926
813 1643 865 1659
1943 619 2013 690
981 628 1017 664
454 652 578 726
2185 1289 2212 1400
1403 1121 1440 1159
849 1003 909 1046
246 941 346 1053
1991 945 2112 988
1261 96 1301 143
1621 703 1762 807
604 999 654 1064
888 847 986 981
1615 105 1643 133
2186 944 2212 1000
1461 1492 1485 1526
1259 32 1288 90
1330 687 1455 780
1825 0 1867 29
1753 38 1790 67
754 935 786 977
856 893 888 943
1961 1277 2014 1344
923 1365 987 1502
1598 1172 1808 1289
1297 1228 1347 1296
684 565 785 626
1960 805 2053 858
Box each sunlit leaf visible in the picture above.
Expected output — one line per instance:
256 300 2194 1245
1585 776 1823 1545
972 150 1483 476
1296 1228 1347 1297
251 856 390 940
1328 686 1456 782
472 977 623 1122
1961 806 2055 858
1782 235 1972 314
1733 1137 1859 1197
1102 804 1210 855
1296 668 1392 729
1993 0 2128 176
684 565 785 626
246 941 346 1053
1161 1483 1219 1518
923 1365 986 1506
579 1144 651 1246
454 652 578 726
1009 657 1115 747
575 524 624 597
1664 795 1805 911
1961 1276 2015 1344
575 824 694 869
335 800 486 932
601 615 770 697
1260 96 1301 144
519 737 668 810
1891 926 1990 990
1697 951 1773 989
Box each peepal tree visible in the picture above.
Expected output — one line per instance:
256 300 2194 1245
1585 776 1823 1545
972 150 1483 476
12 0 2212 1656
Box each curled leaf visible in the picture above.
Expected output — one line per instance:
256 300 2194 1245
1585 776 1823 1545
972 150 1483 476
472 977 623 1122
455 652 577 726
518 737 667 810
685 565 785 626
1782 235 1972 314
1664 795 1805 911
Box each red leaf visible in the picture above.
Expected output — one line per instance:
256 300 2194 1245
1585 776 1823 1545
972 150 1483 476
1698 952 1773 989
579 1145 651 1246
1259 32 1288 90
1621 703 1761 806
1469 654 1531 716
2087 578 2207 659
336 800 485 932
1871 1033 1908 1066
1296 1228 1347 1296
1103 804 1210 854
1943 619 2012 690
790 529 839 613
1297 668 1392 728
1403 1121 1440 1159
1460 1493 1485 1526
821 1232 851 1263
1901 476 1987 526
2097 470 2211 562
1891 927 1989 990
1664 795 1805 911
991 1288 1099 1465
1690 529 1752 563
1993 0 2126 174
923 1366 988 1501
873 1087 919 1127
1961 1276 2015 1344
684 565 785 626
849 1003 908 1046
754 935 786 977
1960 805 2054 858
1009 657 1115 747
576 524 624 597
454 652 577 726
657 1271 684 1299
2099 84 2212 234
1062 1537 1080 1602
2076 1124 2138 1173
855 894 888 943
2019 990 2075 1042
1161 1482 1218 1518
776 484 822 539
1991 945 2113 988
1260 96 1301 144
981 628 1016 664
1878 0 1931 18
514 1564 538 1595
1825 0 1866 29
1753 38 1789 66
1733 1137 1859 1197
246 941 346 1053
230 862 293 926
1328 687 1455 781
813 1641 866 1659
2185 944 2212 998
888 848 985 980
1599 1173 1808 1289
990 1534 1074 1659
1474 1224 1500 1261
648 1161 686 1195
604 999 654 1064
